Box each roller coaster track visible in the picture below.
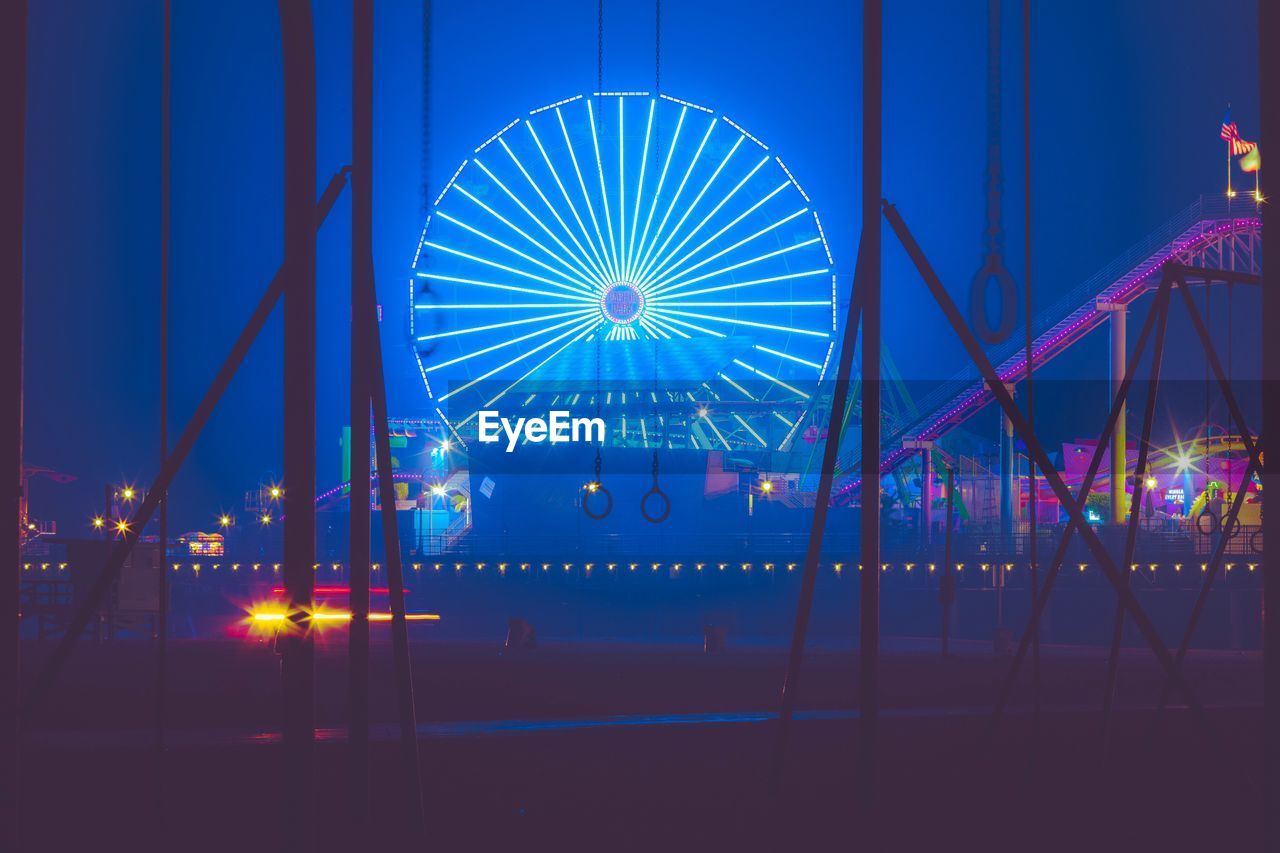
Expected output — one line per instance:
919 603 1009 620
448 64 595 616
833 195 1262 501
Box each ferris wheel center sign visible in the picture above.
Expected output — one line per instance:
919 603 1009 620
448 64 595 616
601 281 645 325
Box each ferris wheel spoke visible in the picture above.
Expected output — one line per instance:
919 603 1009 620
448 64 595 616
643 237 820 299
423 311 598 373
731 358 812 400
645 209 810 295
651 268 830 301
497 139 610 285
624 100 657 282
586 100 622 280
470 159 610 289
641 314 691 339
522 123 616 285
753 343 825 371
636 316 671 339
633 106 687 281
464 318 603 420
640 175 786 288
415 271 594 303
616 97 627 283
716 372 758 401
422 241 597 298
558 107 619 282
631 117 718 284
416 308 598 342
440 314 603 403
434 209 596 294
732 413 767 447
651 300 829 308
632 136 747 286
642 309 725 338
657 308 830 339
636 154 771 287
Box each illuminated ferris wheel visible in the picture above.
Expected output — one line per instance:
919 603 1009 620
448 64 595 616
411 92 836 452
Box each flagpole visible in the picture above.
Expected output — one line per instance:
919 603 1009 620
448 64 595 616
1227 139 1233 198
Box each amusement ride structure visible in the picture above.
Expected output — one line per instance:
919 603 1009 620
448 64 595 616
411 92 837 454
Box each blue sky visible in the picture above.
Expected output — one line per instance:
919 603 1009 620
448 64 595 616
22 0 1259 531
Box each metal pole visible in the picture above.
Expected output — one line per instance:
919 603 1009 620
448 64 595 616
156 0 171 791
920 448 933 546
0 2 26 845
770 236 864 789
999 408 1013 533
360 254 428 843
1103 303 1128 525
858 0 883 812
348 0 373 834
941 466 954 656
280 2 316 847
1101 286 1170 758
1021 0 1039 747
1260 2 1279 844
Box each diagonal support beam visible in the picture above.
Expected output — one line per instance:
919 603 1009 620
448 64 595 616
769 234 864 790
1172 275 1262 476
883 200 1208 729
1149 445 1262 732
358 240 428 842
18 169 349 715
986 275 1172 736
1101 278 1172 756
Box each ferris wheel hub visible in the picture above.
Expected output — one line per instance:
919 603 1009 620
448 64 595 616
600 281 645 326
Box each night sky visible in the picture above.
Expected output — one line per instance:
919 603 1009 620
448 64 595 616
21 0 1259 532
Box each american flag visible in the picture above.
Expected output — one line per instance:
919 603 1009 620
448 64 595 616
1221 110 1256 156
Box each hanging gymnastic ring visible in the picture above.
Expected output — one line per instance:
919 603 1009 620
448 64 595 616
1250 529 1263 554
969 258 1019 345
1195 510 1219 536
640 485 671 524
582 483 613 520
1222 515 1241 539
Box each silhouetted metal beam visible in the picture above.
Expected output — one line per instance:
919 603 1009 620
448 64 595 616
1261 1 1279 842
361 249 428 844
0 1 26 847
1101 283 1171 757
280 1 317 847
348 0 373 836
858 0 882 812
1149 445 1260 731
769 234 863 790
986 279 1169 736
21 168 348 713
884 202 1208 730
156 0 172 791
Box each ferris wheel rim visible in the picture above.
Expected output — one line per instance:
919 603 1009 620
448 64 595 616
410 91 838 450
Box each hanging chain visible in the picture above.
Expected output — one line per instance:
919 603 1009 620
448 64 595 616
655 0 661 94
968 0 1019 345
651 337 661 484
